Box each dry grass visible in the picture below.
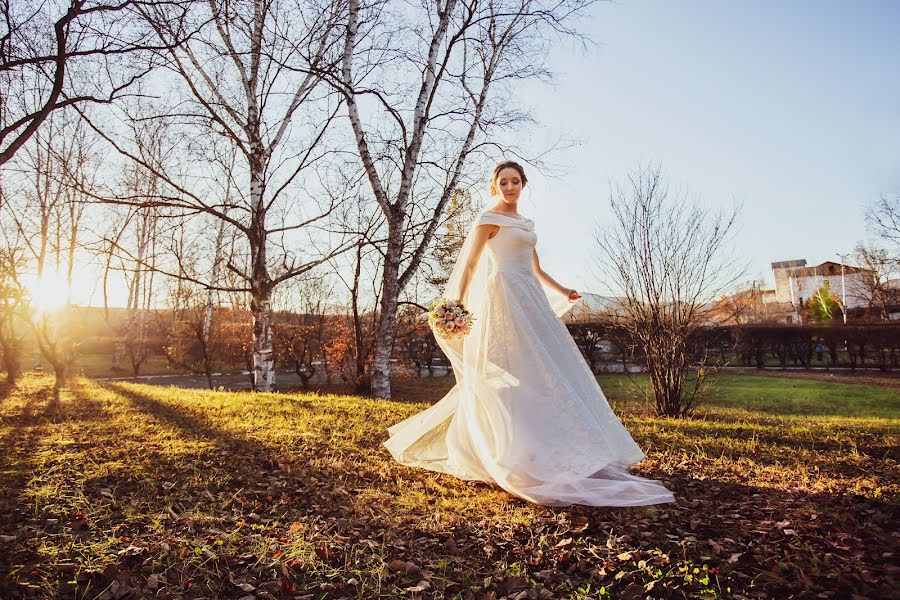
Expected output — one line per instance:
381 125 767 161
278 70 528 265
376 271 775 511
0 374 897 599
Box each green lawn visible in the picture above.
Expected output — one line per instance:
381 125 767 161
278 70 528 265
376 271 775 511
0 373 897 599
75 352 181 379
595 373 900 419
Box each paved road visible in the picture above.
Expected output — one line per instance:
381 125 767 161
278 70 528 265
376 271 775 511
92 364 899 391
94 368 455 391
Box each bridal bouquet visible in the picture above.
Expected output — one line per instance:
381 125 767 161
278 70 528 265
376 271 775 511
428 298 475 339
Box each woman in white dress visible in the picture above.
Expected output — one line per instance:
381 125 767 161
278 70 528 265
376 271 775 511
384 161 675 507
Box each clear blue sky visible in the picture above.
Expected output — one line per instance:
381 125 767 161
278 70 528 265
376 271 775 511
506 0 900 295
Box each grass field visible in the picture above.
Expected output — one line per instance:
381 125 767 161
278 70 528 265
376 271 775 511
75 353 174 379
0 374 897 599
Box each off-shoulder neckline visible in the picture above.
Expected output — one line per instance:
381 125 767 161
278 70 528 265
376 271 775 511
483 210 531 221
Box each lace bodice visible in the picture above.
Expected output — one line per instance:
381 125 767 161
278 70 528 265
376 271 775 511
383 207 676 508
487 223 537 276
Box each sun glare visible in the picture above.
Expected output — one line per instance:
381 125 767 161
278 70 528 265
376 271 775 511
25 270 71 313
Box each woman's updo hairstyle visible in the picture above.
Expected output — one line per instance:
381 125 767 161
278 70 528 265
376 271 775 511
489 161 528 196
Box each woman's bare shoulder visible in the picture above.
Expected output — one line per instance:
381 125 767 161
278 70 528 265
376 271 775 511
475 222 500 238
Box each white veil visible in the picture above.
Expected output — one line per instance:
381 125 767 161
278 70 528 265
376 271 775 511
383 208 675 507
384 209 576 472
441 209 577 380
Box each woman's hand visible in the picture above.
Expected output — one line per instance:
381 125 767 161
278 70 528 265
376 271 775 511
566 288 581 302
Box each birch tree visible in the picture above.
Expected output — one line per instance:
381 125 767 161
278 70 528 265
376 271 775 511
0 0 183 166
339 0 593 398
82 0 351 391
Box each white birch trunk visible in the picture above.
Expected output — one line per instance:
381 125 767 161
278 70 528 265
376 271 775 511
370 223 403 397
248 151 275 391
111 342 124 371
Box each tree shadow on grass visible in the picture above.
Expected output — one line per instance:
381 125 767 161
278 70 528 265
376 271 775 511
87 382 390 595
102 381 273 455
0 384 48 530
5 379 897 599
0 380 111 599
646 420 897 465
553 472 900 598
0 381 15 403
0 379 104 529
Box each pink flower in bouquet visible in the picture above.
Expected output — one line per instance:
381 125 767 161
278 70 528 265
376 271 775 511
429 297 474 339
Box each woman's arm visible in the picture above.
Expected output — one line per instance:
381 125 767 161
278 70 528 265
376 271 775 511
532 249 582 301
457 224 498 303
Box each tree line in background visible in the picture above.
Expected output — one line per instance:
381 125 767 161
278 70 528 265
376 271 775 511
568 321 900 373
1 0 898 418
0 0 593 397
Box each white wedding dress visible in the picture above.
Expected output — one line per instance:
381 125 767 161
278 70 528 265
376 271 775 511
384 210 675 507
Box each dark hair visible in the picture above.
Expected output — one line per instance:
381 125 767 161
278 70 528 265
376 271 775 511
490 161 527 196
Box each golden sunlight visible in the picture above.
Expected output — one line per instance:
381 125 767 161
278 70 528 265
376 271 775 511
23 265 131 309
25 270 72 312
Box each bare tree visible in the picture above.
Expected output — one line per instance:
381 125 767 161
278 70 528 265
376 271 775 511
272 274 333 389
339 0 594 398
852 244 900 320
2 110 96 393
0 246 27 384
328 200 384 392
80 0 352 391
0 0 184 166
867 193 900 254
104 206 160 374
101 159 162 374
857 193 900 320
159 280 229 388
594 165 742 418
5 112 92 289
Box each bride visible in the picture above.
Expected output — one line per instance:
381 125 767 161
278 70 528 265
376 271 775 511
384 161 675 507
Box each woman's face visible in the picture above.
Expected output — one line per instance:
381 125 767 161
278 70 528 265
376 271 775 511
495 167 524 204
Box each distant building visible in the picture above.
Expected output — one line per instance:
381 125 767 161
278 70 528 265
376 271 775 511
770 259 874 310
567 258 886 327
708 258 882 324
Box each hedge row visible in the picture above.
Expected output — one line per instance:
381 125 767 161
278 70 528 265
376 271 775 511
565 322 900 372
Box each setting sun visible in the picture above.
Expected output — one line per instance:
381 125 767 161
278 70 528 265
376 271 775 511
25 270 72 312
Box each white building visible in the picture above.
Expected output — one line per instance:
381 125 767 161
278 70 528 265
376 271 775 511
770 259 873 310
